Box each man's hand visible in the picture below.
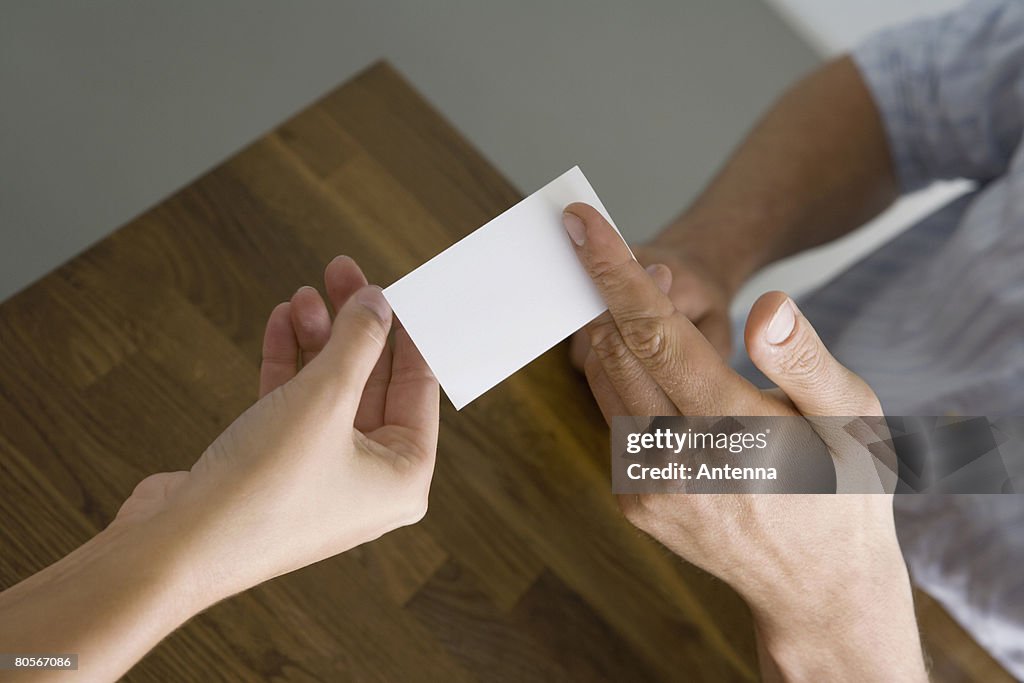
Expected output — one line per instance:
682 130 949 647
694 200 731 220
570 243 733 367
563 203 926 682
570 56 900 375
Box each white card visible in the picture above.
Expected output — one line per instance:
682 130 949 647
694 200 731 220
383 166 620 409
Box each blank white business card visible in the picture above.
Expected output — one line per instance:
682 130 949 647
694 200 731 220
383 166 619 409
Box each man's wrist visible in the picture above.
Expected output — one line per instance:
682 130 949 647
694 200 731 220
751 556 927 682
649 212 771 297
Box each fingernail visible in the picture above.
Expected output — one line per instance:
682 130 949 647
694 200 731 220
356 286 391 323
765 298 797 345
563 211 586 246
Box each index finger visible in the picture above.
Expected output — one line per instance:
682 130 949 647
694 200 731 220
563 202 755 414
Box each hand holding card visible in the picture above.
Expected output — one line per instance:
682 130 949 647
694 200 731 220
384 167 622 409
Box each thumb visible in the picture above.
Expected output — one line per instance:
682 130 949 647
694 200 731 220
311 285 392 410
745 292 881 416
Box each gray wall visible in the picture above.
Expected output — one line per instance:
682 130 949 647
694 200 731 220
0 2 817 301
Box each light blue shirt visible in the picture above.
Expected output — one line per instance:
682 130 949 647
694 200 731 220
736 0 1024 674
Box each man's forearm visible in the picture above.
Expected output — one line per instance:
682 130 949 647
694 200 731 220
655 56 898 295
751 548 927 682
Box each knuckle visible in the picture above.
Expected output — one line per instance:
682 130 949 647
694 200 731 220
408 496 429 524
852 378 884 416
861 398 883 417
618 493 654 529
131 473 167 499
590 321 633 366
399 486 430 526
620 316 668 366
361 313 390 344
589 255 632 286
590 258 639 301
388 363 435 388
342 311 389 353
617 495 641 523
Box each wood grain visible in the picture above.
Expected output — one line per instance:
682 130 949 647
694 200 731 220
0 61 1010 681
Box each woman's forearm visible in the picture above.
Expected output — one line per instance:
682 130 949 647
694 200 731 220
655 56 898 295
0 515 205 682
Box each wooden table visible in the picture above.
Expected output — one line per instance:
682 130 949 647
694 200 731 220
0 62 1011 682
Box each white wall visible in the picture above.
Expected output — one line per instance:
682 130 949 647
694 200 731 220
767 0 965 56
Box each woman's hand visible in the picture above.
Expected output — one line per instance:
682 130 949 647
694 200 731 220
0 256 440 682
115 255 439 606
562 203 926 682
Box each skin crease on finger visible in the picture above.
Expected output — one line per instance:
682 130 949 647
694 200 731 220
565 203 767 417
633 245 734 358
567 243 733 369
